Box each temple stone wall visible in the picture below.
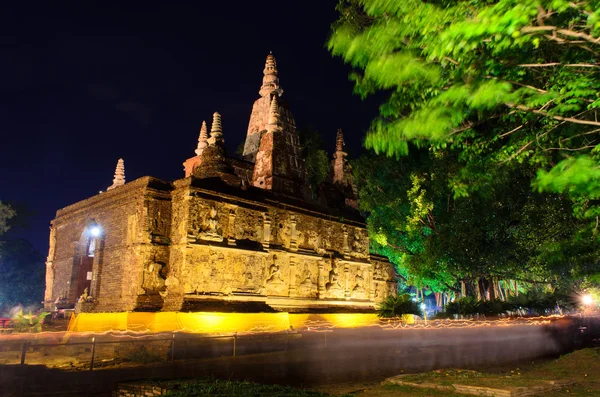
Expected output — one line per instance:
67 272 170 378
45 177 173 311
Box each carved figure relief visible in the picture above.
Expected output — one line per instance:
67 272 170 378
351 269 369 300
142 261 167 293
199 206 223 242
264 255 287 296
325 260 343 298
278 218 293 249
266 255 285 284
297 266 316 297
351 228 368 258
308 231 326 255
148 202 170 244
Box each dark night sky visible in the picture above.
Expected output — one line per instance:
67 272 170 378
0 1 381 256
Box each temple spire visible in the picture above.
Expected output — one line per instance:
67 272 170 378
195 120 208 156
259 52 283 97
107 158 125 191
208 112 224 146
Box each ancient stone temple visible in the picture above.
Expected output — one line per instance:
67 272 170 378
44 53 397 314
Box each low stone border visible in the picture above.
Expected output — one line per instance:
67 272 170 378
112 382 168 397
384 374 573 397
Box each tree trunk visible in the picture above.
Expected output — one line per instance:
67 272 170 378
497 279 506 301
461 280 466 298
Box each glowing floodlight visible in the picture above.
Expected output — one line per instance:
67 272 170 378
90 226 101 237
420 303 426 310
582 294 594 306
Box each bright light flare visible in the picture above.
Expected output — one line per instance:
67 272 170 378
582 294 594 306
90 226 101 237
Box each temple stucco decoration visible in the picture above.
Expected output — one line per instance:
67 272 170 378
43 53 397 314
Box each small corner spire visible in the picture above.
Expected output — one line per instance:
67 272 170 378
208 112 224 145
107 158 125 191
195 120 208 156
267 95 280 127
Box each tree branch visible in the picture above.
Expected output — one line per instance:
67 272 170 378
518 62 599 68
509 104 600 127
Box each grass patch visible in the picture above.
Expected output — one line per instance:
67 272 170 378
161 379 331 397
385 348 600 396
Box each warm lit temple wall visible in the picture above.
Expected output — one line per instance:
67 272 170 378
46 177 173 310
159 185 395 304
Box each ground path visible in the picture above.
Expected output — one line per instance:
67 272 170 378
1 316 597 397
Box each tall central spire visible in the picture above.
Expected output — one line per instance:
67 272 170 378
259 52 283 97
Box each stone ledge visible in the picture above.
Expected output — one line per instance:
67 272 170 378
112 383 168 397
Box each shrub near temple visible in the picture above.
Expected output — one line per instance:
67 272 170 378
376 293 423 319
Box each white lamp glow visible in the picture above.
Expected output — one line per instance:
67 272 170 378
90 226 101 237
582 294 594 305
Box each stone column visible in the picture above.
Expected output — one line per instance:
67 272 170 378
228 207 237 246
290 215 298 252
317 260 325 299
344 262 351 300
342 226 350 258
288 256 297 297
262 213 271 250
369 264 375 301
44 225 57 308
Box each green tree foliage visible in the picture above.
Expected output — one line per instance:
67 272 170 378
12 311 49 333
0 201 16 239
354 148 599 295
329 0 600 233
0 238 45 312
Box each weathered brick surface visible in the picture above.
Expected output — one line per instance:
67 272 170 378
45 177 173 310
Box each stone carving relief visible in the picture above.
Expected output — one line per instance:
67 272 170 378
373 263 385 281
278 217 293 249
351 269 369 300
296 265 316 297
142 261 167 294
266 255 285 284
232 208 259 242
148 201 170 244
325 259 344 298
308 231 327 255
199 206 223 242
264 255 287 295
351 228 369 258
